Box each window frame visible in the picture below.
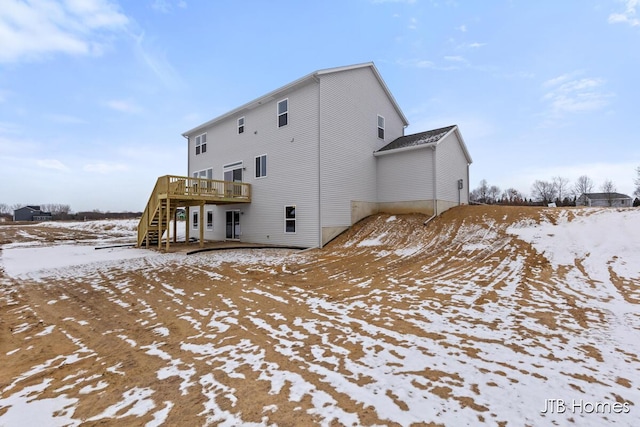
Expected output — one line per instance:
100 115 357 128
195 132 207 155
377 115 385 140
255 154 267 179
237 117 245 134
206 209 214 231
284 205 296 234
192 210 199 230
277 98 288 128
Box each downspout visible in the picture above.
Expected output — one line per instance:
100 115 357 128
316 75 322 248
424 145 438 226
183 134 190 224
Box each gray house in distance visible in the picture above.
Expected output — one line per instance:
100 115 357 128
178 62 472 248
13 206 53 221
576 192 633 207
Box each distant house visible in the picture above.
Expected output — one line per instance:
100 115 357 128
576 193 633 207
13 206 53 221
138 62 472 249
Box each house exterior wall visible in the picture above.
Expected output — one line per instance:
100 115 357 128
185 80 321 248
376 147 435 203
318 66 405 231
13 207 35 221
435 131 470 207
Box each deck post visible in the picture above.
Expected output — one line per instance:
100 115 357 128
185 206 190 244
165 199 171 252
173 208 177 243
199 202 204 248
158 200 162 249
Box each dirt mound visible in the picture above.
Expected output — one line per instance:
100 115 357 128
1 206 639 426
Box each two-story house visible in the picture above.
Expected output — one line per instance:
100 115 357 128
137 62 472 249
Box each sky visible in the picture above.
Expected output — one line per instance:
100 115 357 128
1 0 639 212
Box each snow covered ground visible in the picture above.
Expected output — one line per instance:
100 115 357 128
0 207 639 426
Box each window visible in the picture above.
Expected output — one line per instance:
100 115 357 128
277 99 288 127
238 117 245 134
285 205 296 233
193 168 213 179
195 133 207 155
192 211 198 229
206 210 213 231
377 115 385 140
255 154 267 178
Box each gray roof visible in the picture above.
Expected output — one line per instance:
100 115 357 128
377 125 456 153
582 192 631 200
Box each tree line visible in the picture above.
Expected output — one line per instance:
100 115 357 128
471 167 640 207
0 203 141 221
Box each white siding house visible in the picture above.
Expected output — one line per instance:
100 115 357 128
182 62 472 248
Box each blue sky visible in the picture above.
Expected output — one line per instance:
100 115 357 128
1 0 639 212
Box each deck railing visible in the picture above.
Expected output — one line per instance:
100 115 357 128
165 175 251 200
137 175 251 247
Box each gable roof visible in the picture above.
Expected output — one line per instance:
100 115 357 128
374 125 473 163
182 62 408 136
582 192 631 200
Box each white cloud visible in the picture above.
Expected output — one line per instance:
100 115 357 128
456 24 467 32
83 162 128 174
45 113 86 124
541 74 614 116
0 0 129 63
371 0 417 3
106 99 143 114
444 55 465 62
133 32 185 90
467 42 486 48
408 17 418 30
37 158 69 171
608 0 640 26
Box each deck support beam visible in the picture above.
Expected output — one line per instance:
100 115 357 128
166 200 171 252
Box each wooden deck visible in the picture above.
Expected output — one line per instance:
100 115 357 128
137 175 251 250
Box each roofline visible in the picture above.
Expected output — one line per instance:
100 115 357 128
373 125 473 164
182 62 409 137
373 140 437 157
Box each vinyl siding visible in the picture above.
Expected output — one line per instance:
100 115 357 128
319 67 405 227
186 80 320 248
376 148 434 202
435 132 469 205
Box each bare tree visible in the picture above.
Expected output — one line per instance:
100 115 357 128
573 175 594 199
635 166 640 198
501 188 524 204
531 180 557 204
601 179 617 207
552 176 570 204
488 185 501 204
0 203 9 215
470 179 490 203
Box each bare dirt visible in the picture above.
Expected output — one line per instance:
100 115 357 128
0 206 638 426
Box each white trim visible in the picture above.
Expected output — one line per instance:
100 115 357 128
181 62 409 137
377 114 385 140
205 208 214 231
255 154 267 179
277 98 288 128
284 205 296 234
195 132 207 155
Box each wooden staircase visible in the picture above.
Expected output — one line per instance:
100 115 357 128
137 175 251 250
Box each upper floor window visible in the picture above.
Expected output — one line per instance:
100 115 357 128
255 154 267 178
277 99 288 128
377 115 385 140
238 117 245 134
195 133 207 155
